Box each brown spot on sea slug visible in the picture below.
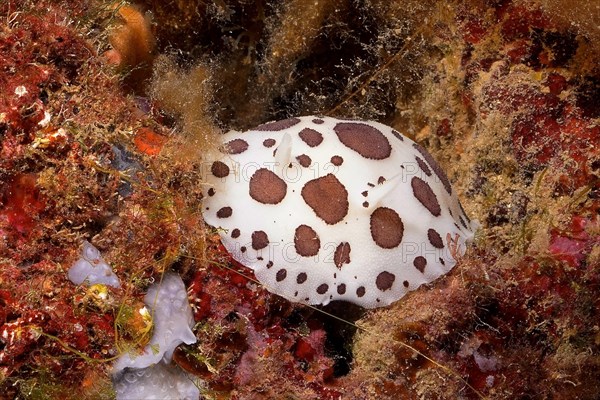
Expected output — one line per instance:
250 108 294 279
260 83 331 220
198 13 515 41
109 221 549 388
370 207 404 249
249 168 287 204
301 174 349 224
294 225 321 257
334 122 391 159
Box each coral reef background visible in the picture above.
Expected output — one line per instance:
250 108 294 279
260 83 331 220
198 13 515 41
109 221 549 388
0 0 598 399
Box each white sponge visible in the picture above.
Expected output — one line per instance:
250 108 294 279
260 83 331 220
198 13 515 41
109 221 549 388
112 273 199 399
113 361 200 400
68 241 120 288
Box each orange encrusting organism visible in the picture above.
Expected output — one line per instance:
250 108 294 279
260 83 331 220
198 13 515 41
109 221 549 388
105 4 155 92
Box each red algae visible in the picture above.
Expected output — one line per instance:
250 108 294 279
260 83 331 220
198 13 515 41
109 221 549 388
1 0 599 398
338 1 600 398
0 1 206 398
176 236 339 398
0 174 46 235
549 216 597 268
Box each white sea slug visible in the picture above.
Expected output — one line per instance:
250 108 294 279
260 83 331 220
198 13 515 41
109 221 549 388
202 116 475 308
